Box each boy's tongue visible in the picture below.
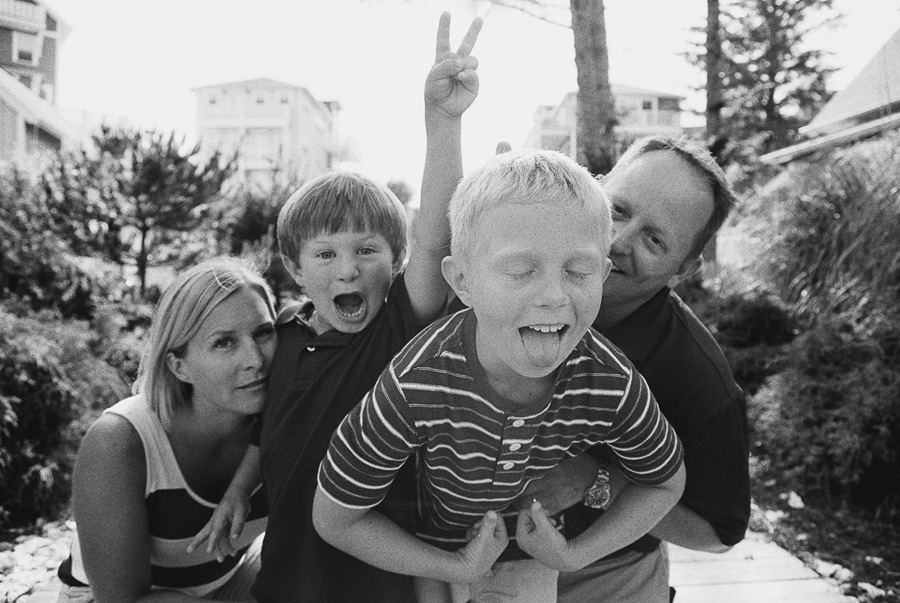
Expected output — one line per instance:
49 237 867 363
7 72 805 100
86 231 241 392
520 327 562 368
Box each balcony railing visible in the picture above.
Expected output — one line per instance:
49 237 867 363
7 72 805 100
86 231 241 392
0 0 46 33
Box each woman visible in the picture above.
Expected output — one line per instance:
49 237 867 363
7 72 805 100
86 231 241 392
57 257 276 602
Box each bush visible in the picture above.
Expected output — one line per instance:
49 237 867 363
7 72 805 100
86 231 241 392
0 309 133 529
750 316 900 510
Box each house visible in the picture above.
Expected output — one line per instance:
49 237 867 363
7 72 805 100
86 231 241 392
522 84 684 158
0 0 75 160
760 27 900 165
193 78 343 188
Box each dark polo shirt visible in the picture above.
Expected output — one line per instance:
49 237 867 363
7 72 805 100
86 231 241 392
565 286 751 555
253 274 420 603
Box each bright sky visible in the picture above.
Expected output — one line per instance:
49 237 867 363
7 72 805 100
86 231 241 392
49 0 900 197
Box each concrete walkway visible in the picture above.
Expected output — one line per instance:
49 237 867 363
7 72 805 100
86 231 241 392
13 529 855 603
670 529 857 603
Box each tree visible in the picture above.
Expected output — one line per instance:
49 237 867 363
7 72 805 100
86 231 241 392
477 0 617 175
689 0 838 157
705 0 725 154
78 127 236 296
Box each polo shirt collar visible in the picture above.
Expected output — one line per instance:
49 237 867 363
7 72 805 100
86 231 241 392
292 300 354 347
600 287 671 362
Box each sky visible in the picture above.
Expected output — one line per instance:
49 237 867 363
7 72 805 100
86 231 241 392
48 0 900 199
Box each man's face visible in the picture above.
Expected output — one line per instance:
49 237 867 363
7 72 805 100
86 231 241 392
601 151 714 322
443 201 610 392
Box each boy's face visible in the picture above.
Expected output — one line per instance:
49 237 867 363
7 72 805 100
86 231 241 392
287 229 400 334
443 201 611 388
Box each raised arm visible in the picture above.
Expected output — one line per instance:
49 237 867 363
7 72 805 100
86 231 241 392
405 12 483 323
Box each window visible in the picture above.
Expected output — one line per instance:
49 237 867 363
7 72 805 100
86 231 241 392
642 100 653 111
209 95 217 105
658 98 679 112
12 32 41 66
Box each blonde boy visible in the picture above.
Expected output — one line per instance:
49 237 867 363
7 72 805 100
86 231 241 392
313 149 686 602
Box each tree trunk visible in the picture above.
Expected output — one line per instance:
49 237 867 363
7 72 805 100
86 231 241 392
570 0 616 176
705 0 724 149
703 0 723 271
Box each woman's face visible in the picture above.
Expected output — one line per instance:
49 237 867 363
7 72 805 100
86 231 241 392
168 288 277 418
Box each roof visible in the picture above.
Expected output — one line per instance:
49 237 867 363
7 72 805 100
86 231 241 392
191 78 309 92
801 27 900 137
560 84 685 104
0 66 77 141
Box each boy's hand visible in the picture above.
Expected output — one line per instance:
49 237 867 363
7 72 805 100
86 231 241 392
455 510 508 582
425 12 483 119
515 500 583 572
187 495 249 562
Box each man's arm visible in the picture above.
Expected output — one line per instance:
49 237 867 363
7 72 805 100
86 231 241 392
405 12 482 323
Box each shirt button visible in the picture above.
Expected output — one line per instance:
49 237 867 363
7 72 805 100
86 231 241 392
306 346 316 352
509 443 522 451
512 419 525 428
502 462 515 470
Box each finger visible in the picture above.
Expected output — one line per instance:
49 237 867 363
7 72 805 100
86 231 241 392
492 512 508 540
456 17 484 58
187 523 212 553
207 519 228 554
435 11 452 60
230 513 246 541
516 506 536 537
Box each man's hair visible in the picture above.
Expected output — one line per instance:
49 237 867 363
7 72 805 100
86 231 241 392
608 136 737 258
135 256 275 430
277 171 409 270
449 149 612 263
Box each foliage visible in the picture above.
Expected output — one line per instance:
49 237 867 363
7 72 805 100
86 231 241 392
759 135 900 323
386 179 414 207
750 315 900 509
686 0 838 168
0 309 134 530
42 126 238 296
0 164 103 320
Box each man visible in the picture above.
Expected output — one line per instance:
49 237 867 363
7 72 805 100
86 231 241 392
525 136 750 603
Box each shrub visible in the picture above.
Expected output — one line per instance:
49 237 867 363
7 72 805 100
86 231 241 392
0 309 132 529
750 316 900 510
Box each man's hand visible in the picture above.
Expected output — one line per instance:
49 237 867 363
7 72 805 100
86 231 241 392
424 12 483 119
515 454 599 515
455 510 508 582
515 500 583 572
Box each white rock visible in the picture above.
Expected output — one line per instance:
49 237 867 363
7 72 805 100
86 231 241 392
858 582 886 597
786 491 805 509
764 509 786 523
833 567 854 582
865 555 884 565
813 559 841 577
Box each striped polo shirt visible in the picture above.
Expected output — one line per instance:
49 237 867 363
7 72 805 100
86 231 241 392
63 394 267 596
318 309 683 534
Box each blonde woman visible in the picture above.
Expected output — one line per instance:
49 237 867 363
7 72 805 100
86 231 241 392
57 257 276 602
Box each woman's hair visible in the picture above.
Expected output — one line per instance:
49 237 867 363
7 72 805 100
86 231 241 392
449 149 612 264
277 171 409 271
134 256 275 429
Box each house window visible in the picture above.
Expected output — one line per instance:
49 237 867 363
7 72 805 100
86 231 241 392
642 100 653 111
281 97 289 105
209 96 217 105
12 32 41 66
658 98 679 111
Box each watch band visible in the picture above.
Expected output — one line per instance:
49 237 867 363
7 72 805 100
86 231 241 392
584 460 612 510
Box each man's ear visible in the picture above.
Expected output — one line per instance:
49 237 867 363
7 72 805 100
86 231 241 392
165 352 191 384
668 255 703 289
441 256 472 307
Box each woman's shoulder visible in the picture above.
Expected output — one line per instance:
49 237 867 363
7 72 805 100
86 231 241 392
81 400 146 465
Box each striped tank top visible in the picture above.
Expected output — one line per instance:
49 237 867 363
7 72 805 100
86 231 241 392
63 394 267 596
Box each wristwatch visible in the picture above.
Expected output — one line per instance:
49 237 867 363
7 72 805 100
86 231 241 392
584 460 612 510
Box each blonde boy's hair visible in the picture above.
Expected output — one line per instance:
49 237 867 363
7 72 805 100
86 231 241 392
449 149 612 263
135 256 276 429
277 171 409 271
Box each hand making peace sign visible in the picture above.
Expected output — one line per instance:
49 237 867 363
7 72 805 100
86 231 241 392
424 12 483 119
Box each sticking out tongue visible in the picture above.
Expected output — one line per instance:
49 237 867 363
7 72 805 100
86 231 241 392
520 327 562 368
334 293 364 317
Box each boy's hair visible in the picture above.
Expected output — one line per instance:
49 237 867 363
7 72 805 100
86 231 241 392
606 136 737 259
277 171 409 270
135 256 275 429
449 149 612 263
